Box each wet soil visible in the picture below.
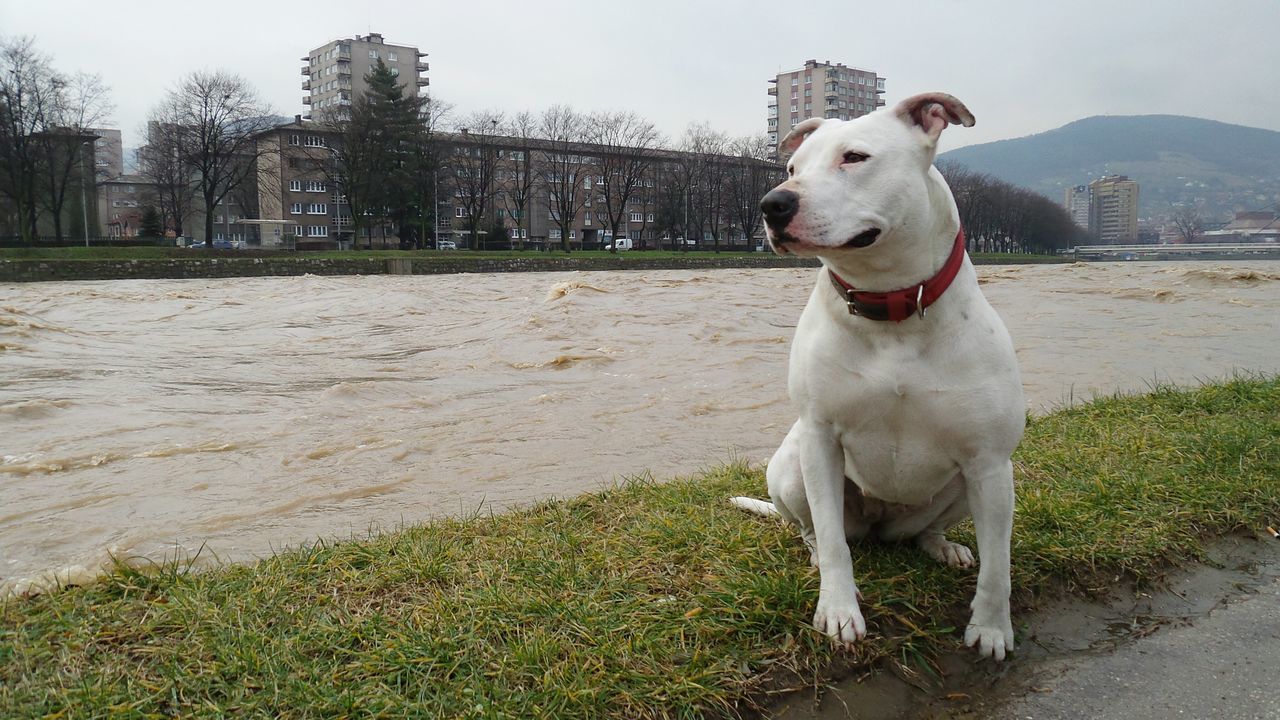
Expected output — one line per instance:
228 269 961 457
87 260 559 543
769 533 1280 719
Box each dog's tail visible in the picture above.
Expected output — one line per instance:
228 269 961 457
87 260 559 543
729 496 780 517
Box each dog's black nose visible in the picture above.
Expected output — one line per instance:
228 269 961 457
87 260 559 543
760 189 799 228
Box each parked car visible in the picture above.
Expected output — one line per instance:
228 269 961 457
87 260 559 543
604 238 633 251
186 239 241 250
437 240 457 250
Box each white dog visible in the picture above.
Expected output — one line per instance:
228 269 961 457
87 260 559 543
732 93 1024 660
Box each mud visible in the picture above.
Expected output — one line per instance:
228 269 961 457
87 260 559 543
769 534 1280 719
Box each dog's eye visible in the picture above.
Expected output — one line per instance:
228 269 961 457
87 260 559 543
786 164 795 177
842 151 869 165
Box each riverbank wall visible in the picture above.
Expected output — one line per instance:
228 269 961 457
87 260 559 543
0 254 1061 283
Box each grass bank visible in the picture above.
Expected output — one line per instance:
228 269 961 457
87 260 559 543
3 377 1276 718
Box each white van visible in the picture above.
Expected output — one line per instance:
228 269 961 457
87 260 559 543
605 238 633 251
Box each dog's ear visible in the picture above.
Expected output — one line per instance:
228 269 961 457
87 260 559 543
779 118 824 158
894 93 975 142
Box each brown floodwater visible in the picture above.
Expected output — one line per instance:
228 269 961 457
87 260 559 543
2 261 1278 594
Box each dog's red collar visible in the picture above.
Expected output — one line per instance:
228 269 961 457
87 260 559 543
827 228 967 322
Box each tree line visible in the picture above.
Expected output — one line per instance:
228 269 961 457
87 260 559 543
937 160 1088 254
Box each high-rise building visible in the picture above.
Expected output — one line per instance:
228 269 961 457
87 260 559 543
768 59 885 157
89 128 124 178
301 32 428 119
1088 175 1139 243
1064 184 1090 230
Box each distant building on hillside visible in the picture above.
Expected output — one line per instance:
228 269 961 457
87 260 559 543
1063 184 1090 230
301 32 428 119
1089 175 1139 243
768 59 885 158
1200 211 1280 244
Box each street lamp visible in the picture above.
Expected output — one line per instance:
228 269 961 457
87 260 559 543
80 138 94 248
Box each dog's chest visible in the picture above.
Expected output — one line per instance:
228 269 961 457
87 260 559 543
798 336 973 504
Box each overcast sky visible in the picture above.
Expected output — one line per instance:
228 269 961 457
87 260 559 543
5 0 1278 153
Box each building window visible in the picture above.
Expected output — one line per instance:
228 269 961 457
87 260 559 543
646 213 655 223
289 134 299 146
290 203 302 215
305 180 327 192
455 206 468 218
307 226 328 237
307 203 327 214
791 77 798 86
630 212 642 223
390 67 399 77
289 180 302 192
304 136 326 148
369 50 379 59
549 228 561 239
388 51 398 61
804 75 811 84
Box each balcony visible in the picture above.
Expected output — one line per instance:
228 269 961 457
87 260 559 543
767 87 777 96
300 66 310 76
302 96 312 105
416 78 429 87
416 62 429 72
301 80 311 91
337 66 351 76
299 56 310 62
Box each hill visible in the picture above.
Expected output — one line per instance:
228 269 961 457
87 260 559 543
939 115 1280 223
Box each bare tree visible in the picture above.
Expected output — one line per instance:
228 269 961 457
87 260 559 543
537 105 590 253
139 122 196 237
584 110 662 253
679 122 729 250
149 70 276 249
500 110 537 250
402 96 451 248
1170 205 1200 243
723 134 781 251
0 36 60 241
33 72 113 240
450 110 503 249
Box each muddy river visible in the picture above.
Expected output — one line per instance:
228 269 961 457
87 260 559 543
2 261 1278 593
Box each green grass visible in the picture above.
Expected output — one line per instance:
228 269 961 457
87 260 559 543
3 376 1277 718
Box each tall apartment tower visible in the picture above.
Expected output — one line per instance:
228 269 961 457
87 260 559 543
1063 185 1090 230
768 59 885 157
301 32 428 119
1088 175 1139 243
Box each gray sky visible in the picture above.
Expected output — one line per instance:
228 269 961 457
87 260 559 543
5 0 1279 153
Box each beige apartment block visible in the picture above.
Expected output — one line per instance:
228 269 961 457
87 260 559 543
1064 184 1090 229
1089 175 1139 243
767 59 886 156
301 32 428 119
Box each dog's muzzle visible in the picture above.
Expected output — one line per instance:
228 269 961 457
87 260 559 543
760 189 800 233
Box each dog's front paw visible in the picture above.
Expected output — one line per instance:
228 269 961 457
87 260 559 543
813 599 866 647
964 621 1015 661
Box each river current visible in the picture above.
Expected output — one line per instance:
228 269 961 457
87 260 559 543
2 261 1278 593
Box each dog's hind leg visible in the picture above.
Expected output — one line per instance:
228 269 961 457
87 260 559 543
766 426 819 565
874 474 974 568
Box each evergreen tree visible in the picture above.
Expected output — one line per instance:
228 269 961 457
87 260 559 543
139 205 162 237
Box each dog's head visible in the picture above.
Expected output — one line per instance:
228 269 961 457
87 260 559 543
760 92 974 257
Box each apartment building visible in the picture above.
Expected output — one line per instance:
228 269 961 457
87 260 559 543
1063 184 1090 230
301 32 428 119
245 118 779 251
1089 175 1139 243
768 59 886 156
98 174 155 237
90 128 124 179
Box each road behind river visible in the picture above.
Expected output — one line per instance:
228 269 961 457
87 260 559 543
2 261 1278 593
